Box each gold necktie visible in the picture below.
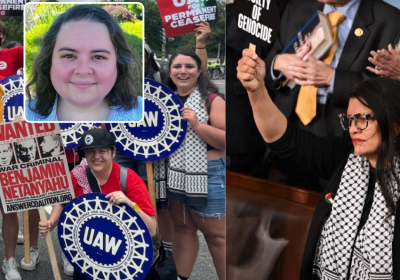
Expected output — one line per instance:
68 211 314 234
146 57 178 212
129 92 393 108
295 12 346 125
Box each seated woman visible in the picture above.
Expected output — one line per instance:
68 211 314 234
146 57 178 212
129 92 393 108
237 49 400 279
25 5 142 122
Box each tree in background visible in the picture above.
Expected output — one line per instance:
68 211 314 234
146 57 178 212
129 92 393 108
125 0 162 55
103 0 161 55
41 0 225 62
108 0 225 62
103 4 137 22
168 1 225 63
1 17 23 47
127 3 143 19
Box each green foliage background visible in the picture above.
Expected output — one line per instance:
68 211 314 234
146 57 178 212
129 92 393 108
1 17 23 47
167 1 225 61
98 0 226 61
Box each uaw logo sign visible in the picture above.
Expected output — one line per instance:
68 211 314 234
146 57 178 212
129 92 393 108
106 79 187 161
60 123 100 150
1 75 24 122
58 193 153 280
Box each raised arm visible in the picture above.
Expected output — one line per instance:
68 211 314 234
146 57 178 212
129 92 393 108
237 49 287 143
195 21 211 74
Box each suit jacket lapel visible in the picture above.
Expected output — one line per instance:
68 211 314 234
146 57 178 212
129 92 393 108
337 0 373 70
312 0 324 12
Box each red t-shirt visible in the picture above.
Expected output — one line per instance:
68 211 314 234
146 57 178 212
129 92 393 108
0 46 23 77
70 161 155 216
65 148 79 163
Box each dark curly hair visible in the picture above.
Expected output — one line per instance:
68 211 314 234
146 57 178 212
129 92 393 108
349 77 400 215
26 5 141 117
164 50 223 105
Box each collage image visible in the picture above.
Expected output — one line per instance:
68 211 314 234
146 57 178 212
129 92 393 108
1 0 400 279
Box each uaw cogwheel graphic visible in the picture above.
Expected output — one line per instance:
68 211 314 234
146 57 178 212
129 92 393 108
58 193 153 280
60 123 100 150
0 75 24 122
106 79 187 161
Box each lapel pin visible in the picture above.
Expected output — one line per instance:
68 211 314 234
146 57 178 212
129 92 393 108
325 193 334 204
354 28 363 37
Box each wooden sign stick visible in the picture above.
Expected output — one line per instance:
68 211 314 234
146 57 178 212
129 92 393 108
38 208 61 280
146 161 158 221
12 115 31 265
22 211 30 264
249 43 256 52
13 115 59 279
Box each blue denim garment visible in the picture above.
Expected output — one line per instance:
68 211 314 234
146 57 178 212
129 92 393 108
187 157 226 218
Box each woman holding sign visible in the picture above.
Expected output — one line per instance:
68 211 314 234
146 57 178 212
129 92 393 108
164 50 225 280
237 49 400 279
38 128 156 280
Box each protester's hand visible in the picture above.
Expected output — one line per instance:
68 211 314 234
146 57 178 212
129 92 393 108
286 55 334 86
237 49 266 93
105 191 131 205
367 44 400 81
181 107 200 129
38 220 53 236
274 53 303 80
195 21 211 46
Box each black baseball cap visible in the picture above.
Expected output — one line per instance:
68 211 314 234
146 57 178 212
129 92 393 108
79 129 115 150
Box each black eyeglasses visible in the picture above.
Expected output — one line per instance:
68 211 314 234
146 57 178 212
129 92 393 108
338 113 375 130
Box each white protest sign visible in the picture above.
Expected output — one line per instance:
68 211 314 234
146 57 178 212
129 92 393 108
0 120 74 213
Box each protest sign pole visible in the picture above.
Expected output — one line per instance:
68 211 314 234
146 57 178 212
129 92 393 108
38 208 61 280
146 161 157 219
22 212 30 264
13 115 60 279
249 43 256 52
13 115 31 265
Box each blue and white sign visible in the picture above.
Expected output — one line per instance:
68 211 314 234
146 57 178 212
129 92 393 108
58 193 153 280
106 79 187 161
1 75 24 122
60 123 100 150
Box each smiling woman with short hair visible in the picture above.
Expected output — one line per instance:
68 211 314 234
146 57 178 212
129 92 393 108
38 128 156 280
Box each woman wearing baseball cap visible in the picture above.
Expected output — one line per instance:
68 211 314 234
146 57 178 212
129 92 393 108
38 128 157 280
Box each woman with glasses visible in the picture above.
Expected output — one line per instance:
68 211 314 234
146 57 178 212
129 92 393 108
237 49 400 280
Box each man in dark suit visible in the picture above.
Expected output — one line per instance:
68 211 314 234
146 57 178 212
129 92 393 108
265 0 400 137
264 0 400 190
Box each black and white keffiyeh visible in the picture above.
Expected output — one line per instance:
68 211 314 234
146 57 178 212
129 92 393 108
313 153 399 280
154 88 208 207
154 159 168 209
